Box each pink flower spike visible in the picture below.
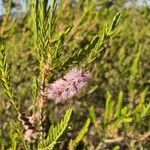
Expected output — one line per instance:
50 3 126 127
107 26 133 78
47 68 91 103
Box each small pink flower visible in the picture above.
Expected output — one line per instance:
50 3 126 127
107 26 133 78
24 129 37 142
47 68 91 103
27 113 40 125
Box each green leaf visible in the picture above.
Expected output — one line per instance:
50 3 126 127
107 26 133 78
38 108 73 150
123 118 132 123
130 47 141 77
108 12 122 33
104 92 114 125
115 91 124 118
69 118 91 150
89 106 96 125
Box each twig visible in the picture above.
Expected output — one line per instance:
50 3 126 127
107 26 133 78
104 137 124 143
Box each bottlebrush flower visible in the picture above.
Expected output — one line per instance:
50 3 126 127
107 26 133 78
47 68 91 103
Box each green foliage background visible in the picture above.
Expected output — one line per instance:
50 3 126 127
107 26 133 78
0 0 149 149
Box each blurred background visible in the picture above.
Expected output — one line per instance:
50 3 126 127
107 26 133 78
0 0 150 149
0 0 150 16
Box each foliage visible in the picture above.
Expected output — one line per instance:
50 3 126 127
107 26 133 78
69 118 91 150
38 108 73 150
0 0 149 150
